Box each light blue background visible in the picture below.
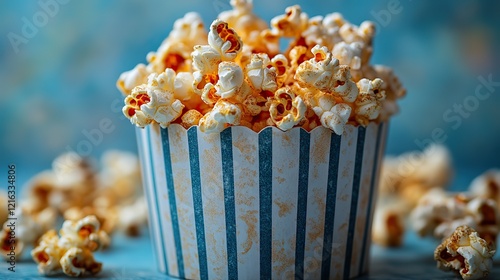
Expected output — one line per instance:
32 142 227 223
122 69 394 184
1 0 499 189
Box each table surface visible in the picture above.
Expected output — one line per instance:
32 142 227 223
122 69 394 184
2 229 500 280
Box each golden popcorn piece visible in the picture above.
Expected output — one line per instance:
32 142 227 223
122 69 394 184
378 144 453 209
199 99 243 133
217 0 268 45
332 42 362 70
435 225 495 280
116 63 151 96
31 230 63 275
59 215 109 252
181 109 204 129
123 72 185 128
117 197 148 237
192 45 222 74
354 78 386 126
60 247 102 277
270 54 289 87
208 19 243 61
270 5 309 38
268 87 306 131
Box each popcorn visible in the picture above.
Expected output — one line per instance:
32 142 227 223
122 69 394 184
470 169 500 206
354 78 386 126
31 215 107 277
59 215 110 252
295 45 358 103
208 20 243 61
379 144 453 209
331 42 362 70
245 53 278 92
60 247 102 277
268 87 306 131
123 71 185 128
31 230 63 275
270 5 309 37
217 0 268 45
181 109 204 129
116 63 151 96
434 225 495 280
216 62 245 99
372 197 406 247
199 100 243 133
117 197 148 237
311 95 352 135
117 4 405 134
410 189 500 245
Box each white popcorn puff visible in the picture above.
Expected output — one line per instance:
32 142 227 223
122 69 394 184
208 19 243 61
268 87 306 131
470 169 500 206
310 94 352 135
354 78 386 126
300 16 330 49
123 72 185 128
339 21 376 45
270 5 309 37
332 42 362 70
192 45 222 74
379 144 452 208
199 100 242 133
117 197 148 237
295 45 358 102
168 12 207 47
216 62 245 99
245 53 277 92
60 247 102 277
116 63 151 95
59 215 108 252
410 189 468 237
435 225 495 280
31 230 63 275
217 0 268 45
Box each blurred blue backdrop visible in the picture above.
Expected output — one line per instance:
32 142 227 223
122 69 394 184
1 0 499 190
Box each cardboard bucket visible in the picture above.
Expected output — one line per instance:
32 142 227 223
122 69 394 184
136 122 387 279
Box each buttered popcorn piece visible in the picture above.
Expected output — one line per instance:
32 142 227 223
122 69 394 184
270 5 309 37
435 225 495 280
123 71 185 128
217 0 268 45
268 87 306 131
216 62 245 99
372 197 407 247
116 63 151 96
59 215 109 252
31 230 64 275
354 78 386 126
199 100 243 133
181 109 204 129
208 19 243 61
245 53 278 92
332 42 362 70
60 247 102 277
31 215 107 277
310 94 352 135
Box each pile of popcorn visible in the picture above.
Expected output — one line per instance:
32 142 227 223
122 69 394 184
31 216 107 276
0 150 148 276
117 0 405 134
373 144 500 279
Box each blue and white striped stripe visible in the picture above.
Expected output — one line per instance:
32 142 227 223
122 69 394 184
138 122 386 280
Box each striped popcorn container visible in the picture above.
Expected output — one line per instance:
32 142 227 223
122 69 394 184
136 122 387 279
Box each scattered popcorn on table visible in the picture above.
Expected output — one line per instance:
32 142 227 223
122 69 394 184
118 3 405 133
372 197 407 247
434 225 495 280
31 215 106 277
